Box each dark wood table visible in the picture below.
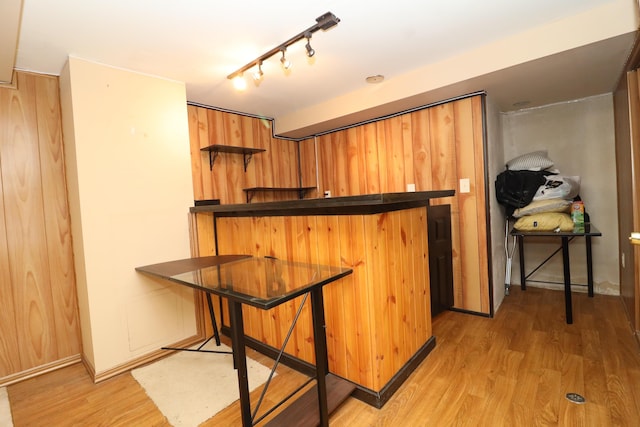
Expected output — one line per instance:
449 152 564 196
136 255 353 426
510 223 602 324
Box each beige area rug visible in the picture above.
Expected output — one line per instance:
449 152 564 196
0 387 13 427
132 341 274 427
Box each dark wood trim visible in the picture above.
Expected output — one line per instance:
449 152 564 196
263 374 356 427
191 190 455 217
480 94 495 317
188 91 487 141
448 307 492 318
350 336 437 408
225 326 437 409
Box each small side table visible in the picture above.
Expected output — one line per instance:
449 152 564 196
510 223 602 324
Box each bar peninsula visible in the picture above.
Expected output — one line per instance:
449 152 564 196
189 190 455 407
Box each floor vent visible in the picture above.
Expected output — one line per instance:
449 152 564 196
566 393 586 404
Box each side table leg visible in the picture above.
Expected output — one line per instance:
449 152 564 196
310 288 329 427
586 235 594 297
561 237 573 324
518 235 526 290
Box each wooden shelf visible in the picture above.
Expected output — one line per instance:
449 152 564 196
200 144 265 171
243 186 316 203
264 374 355 427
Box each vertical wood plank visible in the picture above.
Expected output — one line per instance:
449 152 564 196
241 115 257 190
384 116 405 193
454 98 482 312
187 106 204 201
298 138 318 198
410 208 431 348
35 74 81 357
376 121 389 194
317 134 333 197
401 115 415 188
342 215 374 386
344 128 365 195
472 96 490 313
199 108 217 201
411 109 433 191
315 215 347 373
1 72 56 368
363 122 381 194
429 102 464 307
225 114 244 204
0 82 20 377
290 215 316 362
387 210 404 373
364 212 391 390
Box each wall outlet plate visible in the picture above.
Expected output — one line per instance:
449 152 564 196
459 178 470 193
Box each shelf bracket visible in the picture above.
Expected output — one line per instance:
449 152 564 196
208 151 221 171
243 153 253 172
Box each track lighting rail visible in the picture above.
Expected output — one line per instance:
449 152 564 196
226 11 340 82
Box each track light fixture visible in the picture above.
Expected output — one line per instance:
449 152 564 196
227 11 340 86
252 62 263 81
304 33 315 58
232 74 247 90
279 49 292 70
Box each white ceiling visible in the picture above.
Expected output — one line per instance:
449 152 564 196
7 0 640 138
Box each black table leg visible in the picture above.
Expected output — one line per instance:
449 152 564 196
310 287 329 427
518 235 526 290
229 300 252 426
586 235 594 297
561 236 573 324
206 293 222 346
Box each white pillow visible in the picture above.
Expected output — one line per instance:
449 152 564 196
512 198 572 218
506 151 554 171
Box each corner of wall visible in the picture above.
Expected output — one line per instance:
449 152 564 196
485 96 507 313
59 57 96 368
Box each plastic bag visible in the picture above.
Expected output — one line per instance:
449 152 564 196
533 175 580 201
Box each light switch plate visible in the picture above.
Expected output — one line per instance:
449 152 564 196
459 178 470 193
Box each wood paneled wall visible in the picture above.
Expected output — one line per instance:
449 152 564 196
187 106 300 204
299 96 490 313
0 72 81 383
213 208 431 392
188 96 490 314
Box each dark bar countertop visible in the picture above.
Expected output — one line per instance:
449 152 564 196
190 190 455 217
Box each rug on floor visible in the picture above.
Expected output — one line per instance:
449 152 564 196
132 341 274 427
0 387 13 427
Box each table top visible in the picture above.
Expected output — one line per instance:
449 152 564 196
191 190 455 217
136 256 352 309
510 222 601 237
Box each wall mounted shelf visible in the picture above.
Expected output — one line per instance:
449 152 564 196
201 144 266 171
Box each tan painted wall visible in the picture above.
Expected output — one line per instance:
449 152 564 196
501 94 619 295
275 0 637 136
60 57 197 376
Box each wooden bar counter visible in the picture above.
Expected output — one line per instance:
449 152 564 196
189 190 454 407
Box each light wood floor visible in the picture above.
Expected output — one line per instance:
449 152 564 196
7 286 640 426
